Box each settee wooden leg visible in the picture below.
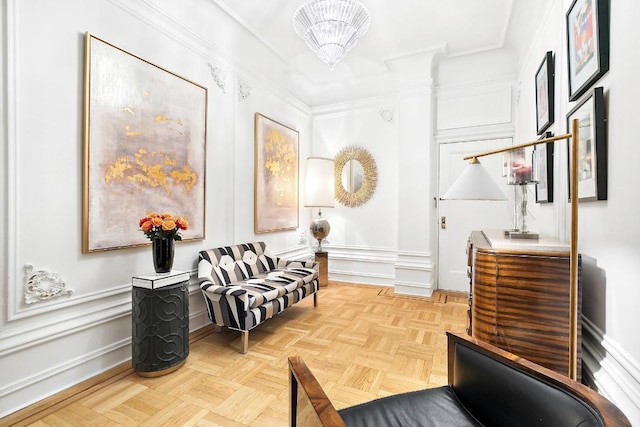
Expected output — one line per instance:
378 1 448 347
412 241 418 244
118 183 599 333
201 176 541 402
313 292 318 307
240 331 249 354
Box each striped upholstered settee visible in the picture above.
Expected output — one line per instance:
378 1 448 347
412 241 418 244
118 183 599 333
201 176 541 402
197 242 319 353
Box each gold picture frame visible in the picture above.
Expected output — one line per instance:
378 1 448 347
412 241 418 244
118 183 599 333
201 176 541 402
334 145 378 207
82 33 207 252
254 113 299 233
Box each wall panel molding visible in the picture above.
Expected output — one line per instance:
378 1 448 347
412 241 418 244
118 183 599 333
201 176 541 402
0 338 130 400
395 250 432 270
9 282 131 321
321 246 435 294
6 0 21 324
327 245 398 264
394 280 433 296
435 122 515 144
436 84 512 131
330 269 395 286
325 245 397 286
2 271 198 356
0 298 131 356
582 317 640 425
394 250 434 297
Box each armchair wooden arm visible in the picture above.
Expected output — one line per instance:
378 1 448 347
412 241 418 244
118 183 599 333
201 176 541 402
288 356 345 427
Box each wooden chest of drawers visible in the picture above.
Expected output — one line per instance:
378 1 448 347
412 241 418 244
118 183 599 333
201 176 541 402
467 230 581 379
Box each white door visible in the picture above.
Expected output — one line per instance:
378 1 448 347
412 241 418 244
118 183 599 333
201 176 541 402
438 138 513 292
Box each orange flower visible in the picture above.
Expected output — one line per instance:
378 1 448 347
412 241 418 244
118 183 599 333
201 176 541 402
151 217 163 227
176 218 189 230
140 220 153 231
161 220 176 231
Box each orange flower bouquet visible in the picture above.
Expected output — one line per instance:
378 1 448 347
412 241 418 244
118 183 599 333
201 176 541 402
139 212 189 241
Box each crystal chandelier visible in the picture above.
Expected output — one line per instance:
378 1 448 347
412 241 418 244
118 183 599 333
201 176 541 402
293 0 371 70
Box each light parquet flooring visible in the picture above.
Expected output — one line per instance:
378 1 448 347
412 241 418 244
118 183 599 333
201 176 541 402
12 282 468 427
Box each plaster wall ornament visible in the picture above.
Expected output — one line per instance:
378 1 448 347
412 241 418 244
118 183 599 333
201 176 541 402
24 264 73 304
238 79 252 101
208 63 227 93
379 109 394 123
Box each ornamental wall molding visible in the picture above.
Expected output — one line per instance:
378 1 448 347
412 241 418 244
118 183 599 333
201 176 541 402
238 79 252 101
24 264 73 304
208 63 227 93
379 109 394 123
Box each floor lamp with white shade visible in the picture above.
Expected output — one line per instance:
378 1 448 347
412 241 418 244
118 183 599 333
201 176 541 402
442 119 580 380
305 157 335 252
305 157 335 287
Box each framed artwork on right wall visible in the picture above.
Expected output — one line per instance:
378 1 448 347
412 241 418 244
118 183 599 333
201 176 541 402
534 132 554 204
566 86 607 201
535 51 554 135
566 0 609 101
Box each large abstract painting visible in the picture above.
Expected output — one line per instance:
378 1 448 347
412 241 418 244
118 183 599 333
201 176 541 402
254 113 299 233
83 33 207 252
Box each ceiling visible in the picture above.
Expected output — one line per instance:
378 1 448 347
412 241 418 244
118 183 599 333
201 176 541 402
211 0 547 105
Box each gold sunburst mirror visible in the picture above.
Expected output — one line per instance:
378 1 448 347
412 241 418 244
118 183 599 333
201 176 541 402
334 145 378 207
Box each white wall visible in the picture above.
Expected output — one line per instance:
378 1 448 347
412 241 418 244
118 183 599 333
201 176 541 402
310 98 400 286
511 1 640 423
0 0 310 416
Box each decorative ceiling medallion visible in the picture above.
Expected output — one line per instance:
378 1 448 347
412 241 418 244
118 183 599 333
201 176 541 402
334 145 377 207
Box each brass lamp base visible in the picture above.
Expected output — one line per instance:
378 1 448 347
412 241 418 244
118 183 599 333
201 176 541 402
507 230 539 240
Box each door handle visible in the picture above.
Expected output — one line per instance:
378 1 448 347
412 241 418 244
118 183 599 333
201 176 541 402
441 216 446 229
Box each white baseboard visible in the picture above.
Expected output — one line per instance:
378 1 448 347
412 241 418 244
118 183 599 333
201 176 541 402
394 281 434 297
582 316 640 426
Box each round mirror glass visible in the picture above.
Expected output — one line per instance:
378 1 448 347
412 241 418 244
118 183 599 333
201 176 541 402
341 159 365 193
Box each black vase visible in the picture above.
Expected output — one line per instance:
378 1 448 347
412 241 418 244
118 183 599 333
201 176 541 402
152 238 174 274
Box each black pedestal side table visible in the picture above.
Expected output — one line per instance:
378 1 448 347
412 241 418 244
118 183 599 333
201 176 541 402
131 270 189 377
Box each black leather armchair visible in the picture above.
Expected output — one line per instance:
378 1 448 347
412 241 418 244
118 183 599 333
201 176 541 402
288 332 630 426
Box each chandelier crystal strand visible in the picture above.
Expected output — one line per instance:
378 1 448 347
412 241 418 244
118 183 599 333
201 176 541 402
293 0 371 70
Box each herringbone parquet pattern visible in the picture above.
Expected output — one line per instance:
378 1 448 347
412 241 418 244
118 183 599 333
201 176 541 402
23 282 468 426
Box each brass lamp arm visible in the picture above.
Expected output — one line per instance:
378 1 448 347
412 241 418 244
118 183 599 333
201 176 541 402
463 132 573 161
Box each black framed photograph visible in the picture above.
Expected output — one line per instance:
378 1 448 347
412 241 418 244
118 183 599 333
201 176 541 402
534 132 554 203
566 86 607 201
566 0 609 101
535 52 554 135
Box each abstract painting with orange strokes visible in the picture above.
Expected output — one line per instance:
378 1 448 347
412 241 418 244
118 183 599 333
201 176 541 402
254 113 299 233
83 34 207 252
